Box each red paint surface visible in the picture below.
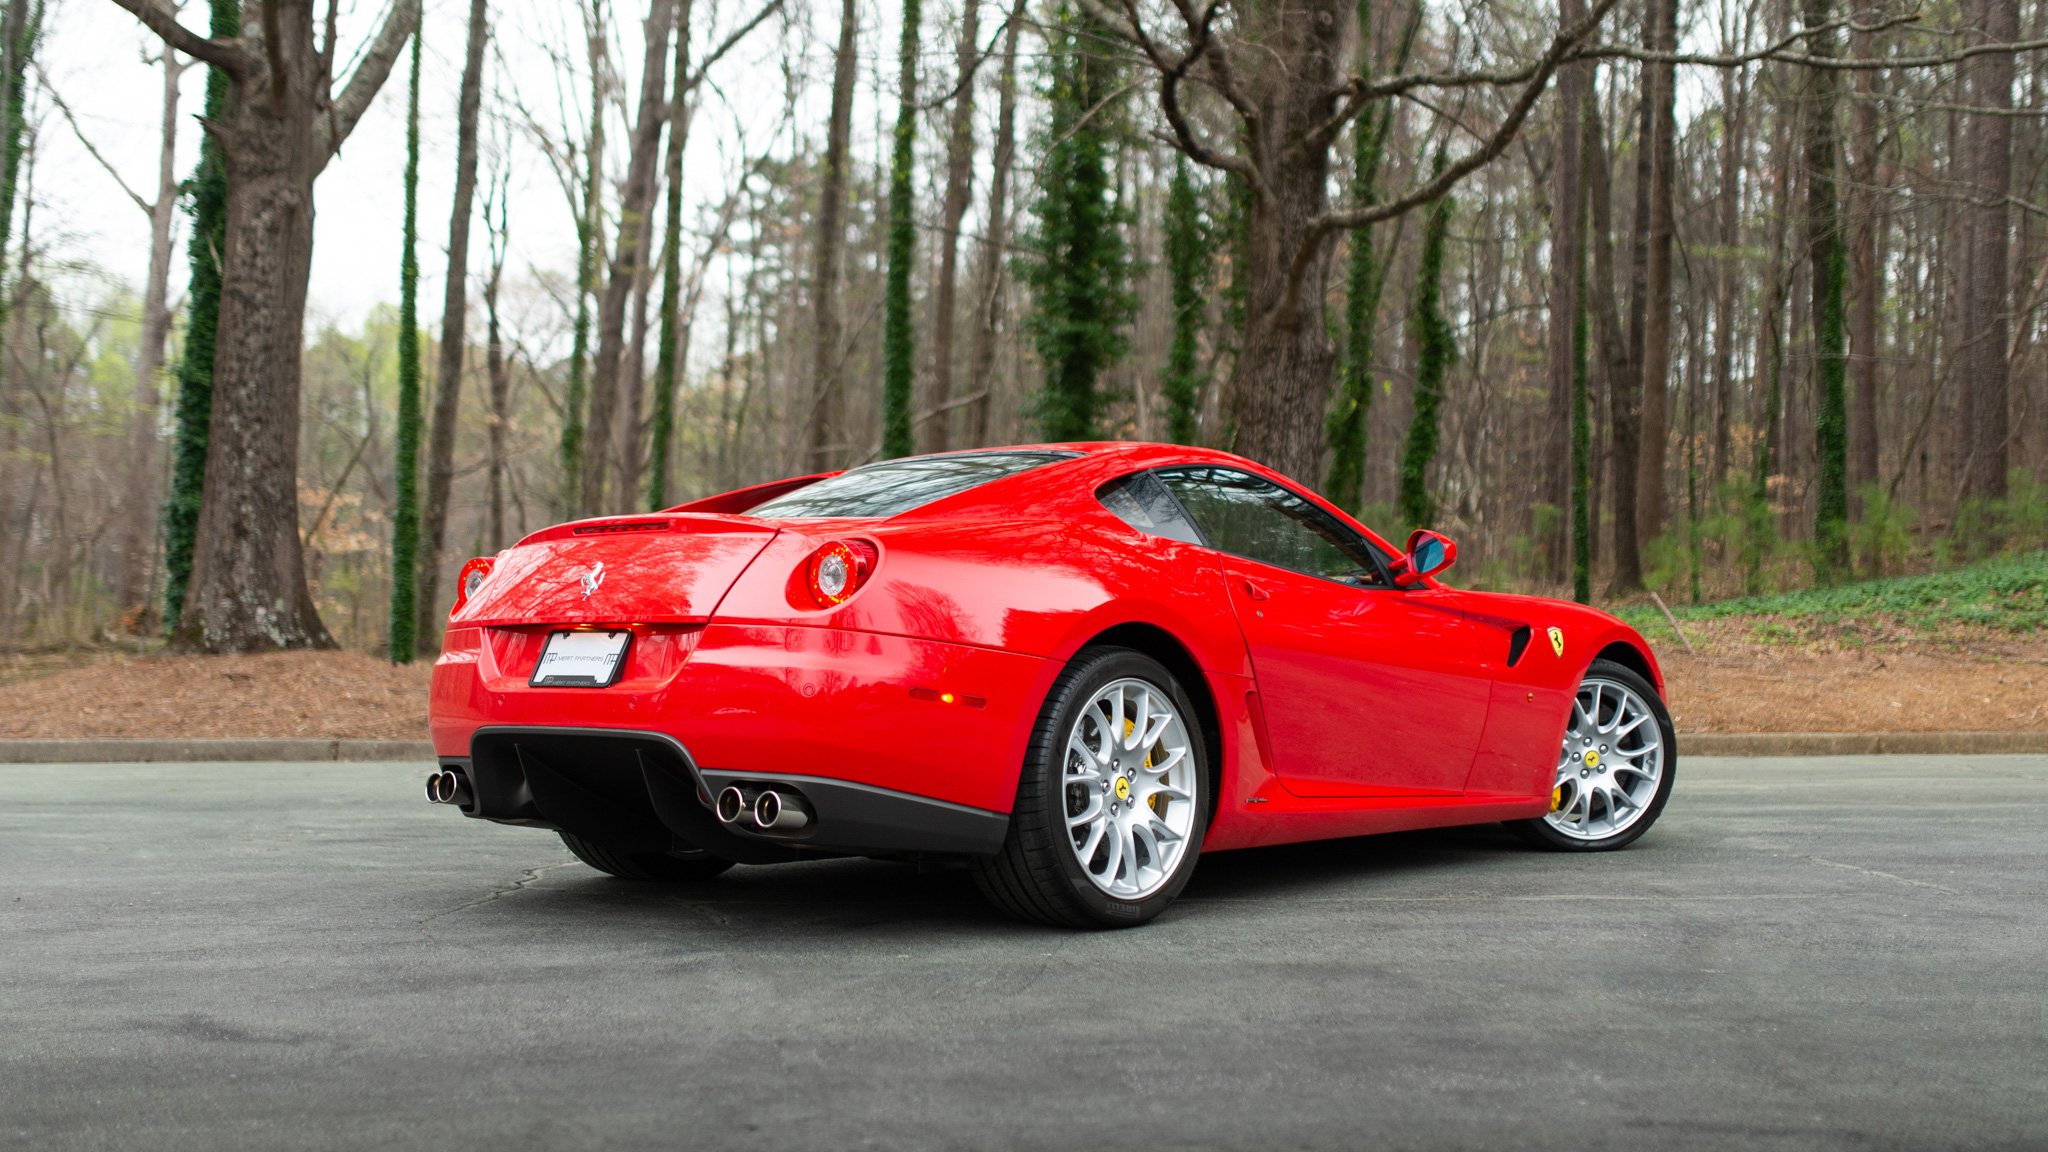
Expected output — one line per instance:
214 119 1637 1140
430 443 1663 852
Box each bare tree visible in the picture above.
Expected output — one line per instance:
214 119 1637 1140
43 48 186 625
579 0 677 515
110 0 420 652
963 0 1024 448
806 0 858 470
922 0 983 452
417 0 492 647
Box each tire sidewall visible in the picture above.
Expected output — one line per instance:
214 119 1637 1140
1028 649 1211 926
1525 657 1678 852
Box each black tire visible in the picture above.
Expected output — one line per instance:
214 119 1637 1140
1508 657 1677 851
973 647 1211 928
557 831 735 881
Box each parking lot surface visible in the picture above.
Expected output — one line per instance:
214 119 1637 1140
4 755 2044 1151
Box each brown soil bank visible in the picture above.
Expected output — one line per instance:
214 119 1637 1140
0 640 2039 741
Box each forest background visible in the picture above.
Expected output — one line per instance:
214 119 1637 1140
1 0 2044 662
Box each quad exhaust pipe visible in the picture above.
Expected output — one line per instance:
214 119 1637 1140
716 784 813 833
424 769 471 808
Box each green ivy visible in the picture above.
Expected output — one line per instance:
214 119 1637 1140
880 0 922 459
389 27 424 663
163 0 230 633
1160 157 1207 445
1020 2 1133 442
1397 154 1455 534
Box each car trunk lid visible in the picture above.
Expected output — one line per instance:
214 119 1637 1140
451 514 778 627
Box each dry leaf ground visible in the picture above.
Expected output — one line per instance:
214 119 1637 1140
0 633 2039 740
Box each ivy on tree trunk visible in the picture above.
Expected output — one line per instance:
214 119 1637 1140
1803 0 1850 582
1398 156 1455 535
162 0 230 634
1325 0 1418 512
1021 3 1131 442
1161 156 1206 446
389 26 423 663
880 0 921 460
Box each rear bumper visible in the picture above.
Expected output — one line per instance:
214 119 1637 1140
431 622 1052 813
447 726 1010 861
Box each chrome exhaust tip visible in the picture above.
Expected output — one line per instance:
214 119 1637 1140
715 786 758 826
753 788 813 832
425 769 471 807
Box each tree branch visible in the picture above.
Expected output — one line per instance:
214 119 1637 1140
1105 0 1264 190
107 0 253 75
33 61 152 214
678 0 785 95
315 0 421 163
1273 0 1625 321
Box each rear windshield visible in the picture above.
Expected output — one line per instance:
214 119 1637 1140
748 451 1075 519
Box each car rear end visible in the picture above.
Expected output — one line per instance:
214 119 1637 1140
427 455 1093 863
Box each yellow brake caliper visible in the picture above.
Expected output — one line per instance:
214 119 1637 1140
1124 717 1164 816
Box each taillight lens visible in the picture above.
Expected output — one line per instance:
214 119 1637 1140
453 557 494 614
803 540 877 608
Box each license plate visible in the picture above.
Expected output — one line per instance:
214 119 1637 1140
531 629 632 687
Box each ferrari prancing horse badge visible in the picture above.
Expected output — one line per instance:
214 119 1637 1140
1547 626 1565 658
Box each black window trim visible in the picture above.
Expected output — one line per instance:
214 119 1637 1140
1145 464 1401 590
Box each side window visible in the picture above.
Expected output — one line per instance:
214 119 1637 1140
1155 466 1391 585
1096 471 1205 545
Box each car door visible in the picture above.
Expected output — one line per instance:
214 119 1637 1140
1153 466 1494 798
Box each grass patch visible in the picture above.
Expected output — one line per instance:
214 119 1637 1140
1616 550 2048 648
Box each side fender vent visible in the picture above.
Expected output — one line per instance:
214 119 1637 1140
1506 625 1533 667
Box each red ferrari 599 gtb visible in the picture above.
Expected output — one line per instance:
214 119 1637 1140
426 443 1676 927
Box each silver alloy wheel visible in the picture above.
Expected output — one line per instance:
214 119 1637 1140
1546 675 1665 841
1062 677 1198 900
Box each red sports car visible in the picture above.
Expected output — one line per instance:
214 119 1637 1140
426 443 1675 927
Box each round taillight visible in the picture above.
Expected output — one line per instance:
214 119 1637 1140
454 557 494 614
804 541 876 608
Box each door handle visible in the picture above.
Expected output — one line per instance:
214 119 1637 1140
1241 578 1271 601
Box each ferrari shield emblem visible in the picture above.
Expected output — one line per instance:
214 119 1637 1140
1547 626 1565 658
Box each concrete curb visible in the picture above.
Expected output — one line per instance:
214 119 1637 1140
1681 731 2048 756
0 732 2042 764
0 739 435 764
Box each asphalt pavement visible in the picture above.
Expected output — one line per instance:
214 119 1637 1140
4 755 2044 1151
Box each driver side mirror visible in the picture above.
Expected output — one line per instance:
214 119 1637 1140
1394 529 1457 587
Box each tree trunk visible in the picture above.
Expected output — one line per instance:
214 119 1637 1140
559 16 607 515
579 0 676 514
646 0 696 509
807 0 859 470
1846 24 1882 509
1710 43 1746 495
116 47 184 625
416 0 490 648
879 0 922 459
618 199 656 496
127 0 419 652
1958 0 2015 512
484 182 509 549
163 0 236 635
1633 0 1677 550
1546 0 1588 580
1803 0 1849 580
922 0 980 453
1226 0 1347 486
1588 86 1643 593
389 26 423 662
963 0 1025 448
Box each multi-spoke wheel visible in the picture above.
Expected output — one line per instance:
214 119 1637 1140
974 648 1209 927
1509 658 1677 851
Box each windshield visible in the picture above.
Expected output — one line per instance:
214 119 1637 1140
748 451 1076 519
